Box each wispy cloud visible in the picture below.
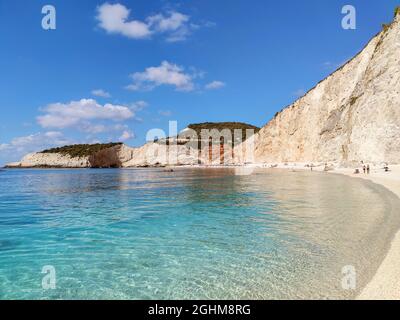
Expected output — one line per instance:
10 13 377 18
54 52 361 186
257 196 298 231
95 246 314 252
205 81 226 90
130 100 148 111
0 131 73 159
147 11 191 42
91 89 111 98
322 61 332 68
158 110 172 117
96 3 204 42
126 61 194 92
321 59 350 71
119 130 134 141
293 89 306 97
80 123 131 135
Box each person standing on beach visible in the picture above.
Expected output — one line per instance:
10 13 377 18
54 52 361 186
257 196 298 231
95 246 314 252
363 165 366 174
367 165 370 174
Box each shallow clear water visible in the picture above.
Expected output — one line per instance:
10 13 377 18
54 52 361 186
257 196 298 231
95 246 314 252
0 168 399 300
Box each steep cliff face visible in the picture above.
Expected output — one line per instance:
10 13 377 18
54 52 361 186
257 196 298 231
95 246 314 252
13 152 90 168
121 143 201 167
121 141 236 167
7 144 133 168
251 13 400 165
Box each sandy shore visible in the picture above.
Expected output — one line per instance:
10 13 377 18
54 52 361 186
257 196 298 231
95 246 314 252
252 162 400 300
335 165 400 300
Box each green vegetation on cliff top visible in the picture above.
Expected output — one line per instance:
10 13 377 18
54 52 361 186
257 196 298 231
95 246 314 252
40 143 122 158
188 122 259 132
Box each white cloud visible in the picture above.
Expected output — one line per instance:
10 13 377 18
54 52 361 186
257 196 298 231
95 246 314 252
91 89 111 98
126 61 194 92
96 3 198 42
147 12 191 42
189 67 206 80
119 130 134 141
131 100 148 111
37 99 135 129
147 12 189 32
96 3 152 39
205 81 226 90
165 28 190 42
80 123 124 135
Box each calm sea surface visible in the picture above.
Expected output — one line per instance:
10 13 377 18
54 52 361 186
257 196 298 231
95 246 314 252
0 168 399 299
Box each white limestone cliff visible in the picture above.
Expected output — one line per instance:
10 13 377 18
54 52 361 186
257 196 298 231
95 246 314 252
15 152 89 168
7 144 130 168
247 12 400 165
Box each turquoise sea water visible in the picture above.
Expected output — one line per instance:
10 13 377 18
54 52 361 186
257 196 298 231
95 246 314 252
0 168 399 300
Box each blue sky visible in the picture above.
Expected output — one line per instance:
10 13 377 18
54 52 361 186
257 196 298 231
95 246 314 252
0 0 398 164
